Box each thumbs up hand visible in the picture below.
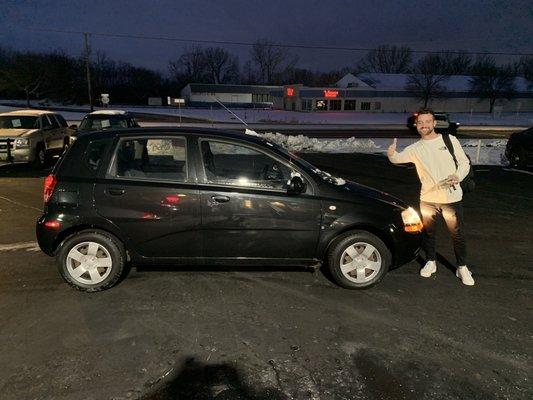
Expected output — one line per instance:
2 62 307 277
387 138 397 158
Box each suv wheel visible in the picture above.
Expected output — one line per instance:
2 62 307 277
57 230 126 292
327 231 391 289
32 143 46 169
508 148 525 168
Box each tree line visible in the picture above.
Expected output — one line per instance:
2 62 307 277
0 42 531 112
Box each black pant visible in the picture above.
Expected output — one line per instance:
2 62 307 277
420 201 467 266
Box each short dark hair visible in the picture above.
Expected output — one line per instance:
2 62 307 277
416 108 435 119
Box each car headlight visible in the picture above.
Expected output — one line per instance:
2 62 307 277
401 207 423 233
15 138 30 148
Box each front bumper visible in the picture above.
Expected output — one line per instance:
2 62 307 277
0 138 32 163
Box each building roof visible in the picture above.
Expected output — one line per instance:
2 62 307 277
186 83 281 94
357 73 533 93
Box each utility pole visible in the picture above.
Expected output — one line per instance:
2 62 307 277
84 33 93 112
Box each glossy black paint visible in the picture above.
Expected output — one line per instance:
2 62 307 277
505 127 533 166
36 128 421 268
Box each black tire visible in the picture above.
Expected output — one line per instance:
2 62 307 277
56 230 126 292
32 143 46 169
508 148 526 168
327 231 391 289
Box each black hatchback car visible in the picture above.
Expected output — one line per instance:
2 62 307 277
36 128 422 292
505 127 533 168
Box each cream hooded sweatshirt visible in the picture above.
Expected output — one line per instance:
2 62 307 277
388 134 470 204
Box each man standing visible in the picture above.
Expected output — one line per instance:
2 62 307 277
387 108 474 286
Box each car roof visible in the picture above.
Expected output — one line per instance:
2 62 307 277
0 109 56 117
88 110 128 116
80 127 269 146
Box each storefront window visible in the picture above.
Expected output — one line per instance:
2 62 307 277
374 101 382 110
301 99 312 111
344 100 356 110
329 100 341 110
361 102 371 111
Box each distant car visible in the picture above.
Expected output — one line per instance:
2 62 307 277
505 127 533 168
407 112 460 134
36 128 422 292
0 109 74 168
75 110 140 135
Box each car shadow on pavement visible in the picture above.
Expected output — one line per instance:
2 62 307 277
140 357 287 400
0 162 53 178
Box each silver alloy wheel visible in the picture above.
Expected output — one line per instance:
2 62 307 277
66 241 113 285
339 242 382 283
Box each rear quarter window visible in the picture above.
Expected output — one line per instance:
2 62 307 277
56 137 112 178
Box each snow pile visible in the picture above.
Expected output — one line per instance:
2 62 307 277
246 130 509 166
260 132 381 153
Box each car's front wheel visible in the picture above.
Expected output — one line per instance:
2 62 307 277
32 143 46 169
507 147 526 168
327 231 391 289
57 230 126 292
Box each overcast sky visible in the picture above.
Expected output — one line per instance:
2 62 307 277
1 0 532 75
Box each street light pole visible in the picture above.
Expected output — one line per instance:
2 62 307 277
84 33 93 112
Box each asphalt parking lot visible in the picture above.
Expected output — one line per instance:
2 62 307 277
0 154 531 400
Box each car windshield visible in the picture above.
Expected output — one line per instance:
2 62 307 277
270 141 346 185
0 116 39 129
79 116 129 130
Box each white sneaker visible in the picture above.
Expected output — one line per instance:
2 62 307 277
420 261 437 277
456 266 475 286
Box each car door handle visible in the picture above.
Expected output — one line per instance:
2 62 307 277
211 195 230 203
106 188 125 196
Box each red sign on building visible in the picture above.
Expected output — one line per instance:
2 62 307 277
286 87 295 97
324 90 339 98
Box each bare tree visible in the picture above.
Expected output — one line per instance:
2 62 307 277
516 56 533 88
434 51 472 75
169 46 207 83
469 56 516 113
251 39 289 84
0 51 45 107
406 54 449 107
357 45 412 73
203 47 239 84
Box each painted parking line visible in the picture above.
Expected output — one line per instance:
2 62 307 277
0 195 42 211
0 241 40 252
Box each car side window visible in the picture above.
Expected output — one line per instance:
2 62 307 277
85 140 110 173
110 137 187 182
41 115 52 129
48 115 60 128
55 114 68 127
200 140 293 190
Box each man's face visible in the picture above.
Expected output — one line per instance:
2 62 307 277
416 113 437 137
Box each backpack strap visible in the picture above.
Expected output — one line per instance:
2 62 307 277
442 134 458 168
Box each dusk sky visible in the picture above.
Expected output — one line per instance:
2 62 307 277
1 0 532 74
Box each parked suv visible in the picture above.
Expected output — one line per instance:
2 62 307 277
407 112 460 134
75 110 140 135
505 127 533 168
36 128 422 292
0 110 74 167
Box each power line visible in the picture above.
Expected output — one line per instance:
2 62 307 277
28 28 533 57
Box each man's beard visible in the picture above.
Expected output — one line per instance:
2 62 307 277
417 126 434 137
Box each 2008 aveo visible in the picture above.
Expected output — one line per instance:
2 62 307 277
36 128 422 292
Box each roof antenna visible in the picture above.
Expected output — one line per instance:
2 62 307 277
211 95 249 127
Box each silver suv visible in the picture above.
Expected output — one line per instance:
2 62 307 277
0 110 74 168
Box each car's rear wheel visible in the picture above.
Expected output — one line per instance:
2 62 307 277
327 231 391 289
57 230 126 292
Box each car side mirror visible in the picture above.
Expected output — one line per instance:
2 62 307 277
287 175 306 195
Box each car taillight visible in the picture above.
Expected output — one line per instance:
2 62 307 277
43 174 57 203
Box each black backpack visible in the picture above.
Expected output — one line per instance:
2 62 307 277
442 134 475 193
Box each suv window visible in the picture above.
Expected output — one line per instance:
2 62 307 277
200 140 292 190
55 114 68 127
41 115 52 129
48 114 60 128
110 137 187 182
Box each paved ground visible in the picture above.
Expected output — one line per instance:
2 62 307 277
0 155 531 400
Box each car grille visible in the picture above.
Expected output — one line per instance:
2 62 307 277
0 138 14 160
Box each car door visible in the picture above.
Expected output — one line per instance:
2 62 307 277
94 135 202 258
196 137 322 260
46 114 63 149
40 115 55 151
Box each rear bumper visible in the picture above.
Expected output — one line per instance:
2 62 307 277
36 214 57 256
